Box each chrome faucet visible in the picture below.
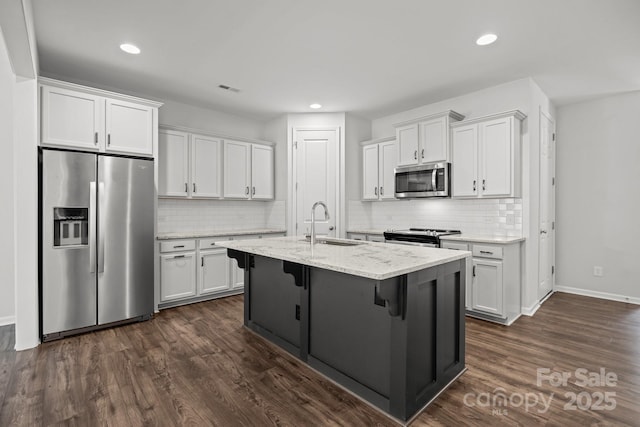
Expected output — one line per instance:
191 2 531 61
310 201 330 245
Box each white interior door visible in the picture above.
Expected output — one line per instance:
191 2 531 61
538 111 555 299
294 129 338 237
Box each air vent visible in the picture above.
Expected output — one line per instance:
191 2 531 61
218 84 241 93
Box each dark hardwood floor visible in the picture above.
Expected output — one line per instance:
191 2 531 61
0 292 638 426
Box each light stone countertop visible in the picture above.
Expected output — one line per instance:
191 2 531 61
440 234 525 244
215 236 470 281
346 229 386 236
157 228 287 240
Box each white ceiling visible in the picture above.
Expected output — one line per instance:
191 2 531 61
32 0 640 121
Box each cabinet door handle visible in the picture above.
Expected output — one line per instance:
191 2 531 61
380 186 384 196
201 257 204 267
414 150 417 160
94 132 98 145
483 179 486 191
472 265 476 277
421 149 424 159
252 186 256 195
374 187 378 196
185 183 188 193
245 186 249 195
107 134 111 146
193 183 196 193
473 180 476 192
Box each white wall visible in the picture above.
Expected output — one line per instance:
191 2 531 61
159 99 265 140
0 30 16 326
555 91 640 302
345 113 372 202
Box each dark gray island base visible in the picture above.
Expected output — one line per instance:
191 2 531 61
227 249 466 423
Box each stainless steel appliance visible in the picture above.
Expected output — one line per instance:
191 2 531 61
383 228 461 247
394 162 450 198
40 148 154 341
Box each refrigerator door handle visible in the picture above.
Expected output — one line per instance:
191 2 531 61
98 182 105 273
89 181 97 273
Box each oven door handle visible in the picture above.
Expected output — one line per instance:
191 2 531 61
386 239 438 248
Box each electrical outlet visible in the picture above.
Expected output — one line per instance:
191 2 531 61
593 266 604 277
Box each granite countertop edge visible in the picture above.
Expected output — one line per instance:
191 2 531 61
157 229 287 240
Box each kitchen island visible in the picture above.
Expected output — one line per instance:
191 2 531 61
216 236 470 422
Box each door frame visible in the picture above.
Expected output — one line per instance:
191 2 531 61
538 108 556 296
288 126 343 237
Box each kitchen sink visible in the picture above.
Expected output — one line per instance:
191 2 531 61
300 237 362 246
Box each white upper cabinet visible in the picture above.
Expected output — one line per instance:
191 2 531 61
251 144 274 200
395 111 464 166
158 129 190 197
40 78 161 157
362 137 397 201
158 129 223 199
224 140 251 199
396 124 419 167
41 85 104 151
451 110 525 199
224 140 274 200
105 99 154 156
191 134 222 198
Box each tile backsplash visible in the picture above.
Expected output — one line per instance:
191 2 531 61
348 198 522 236
158 199 286 233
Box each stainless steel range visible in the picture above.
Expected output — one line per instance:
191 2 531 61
383 228 461 248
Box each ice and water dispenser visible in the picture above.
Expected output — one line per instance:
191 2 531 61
53 207 89 247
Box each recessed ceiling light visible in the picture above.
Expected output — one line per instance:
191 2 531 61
120 43 141 54
476 34 498 46
309 103 322 109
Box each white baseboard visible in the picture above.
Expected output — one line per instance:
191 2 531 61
521 302 540 316
555 286 640 305
0 316 15 326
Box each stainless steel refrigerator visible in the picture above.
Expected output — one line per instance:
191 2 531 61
40 148 154 341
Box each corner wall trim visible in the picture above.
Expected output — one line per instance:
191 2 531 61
0 316 16 327
555 286 640 306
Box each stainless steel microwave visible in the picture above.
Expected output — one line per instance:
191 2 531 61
394 162 450 198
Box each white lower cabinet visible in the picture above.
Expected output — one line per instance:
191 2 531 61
160 251 197 302
159 233 285 308
199 248 230 295
441 239 521 325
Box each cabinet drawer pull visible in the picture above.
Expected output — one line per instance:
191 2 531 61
173 245 185 248
480 250 493 255
210 242 216 246
174 255 185 259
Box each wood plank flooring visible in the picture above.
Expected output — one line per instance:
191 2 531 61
0 292 638 426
